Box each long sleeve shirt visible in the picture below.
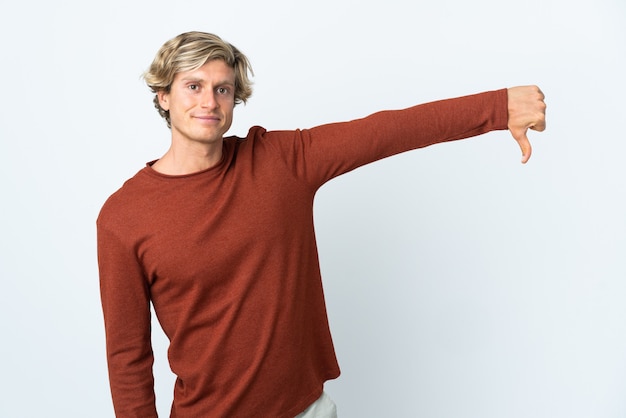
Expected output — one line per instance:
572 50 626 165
97 89 508 417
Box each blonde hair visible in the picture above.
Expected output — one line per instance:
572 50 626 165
143 31 254 127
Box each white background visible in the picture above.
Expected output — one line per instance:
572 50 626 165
1 0 625 417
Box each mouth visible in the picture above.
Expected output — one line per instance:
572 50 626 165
194 115 220 122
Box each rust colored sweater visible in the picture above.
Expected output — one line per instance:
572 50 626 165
97 90 508 417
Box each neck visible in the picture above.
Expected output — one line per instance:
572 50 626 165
152 140 223 175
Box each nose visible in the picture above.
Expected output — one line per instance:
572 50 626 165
201 90 219 110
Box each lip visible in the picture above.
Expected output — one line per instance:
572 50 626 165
194 115 220 121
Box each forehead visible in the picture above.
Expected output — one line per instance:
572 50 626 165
175 59 236 84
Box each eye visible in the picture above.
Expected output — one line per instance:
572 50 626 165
188 84 199 91
217 87 229 95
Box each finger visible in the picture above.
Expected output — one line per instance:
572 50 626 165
530 119 546 132
515 131 532 164
531 94 547 132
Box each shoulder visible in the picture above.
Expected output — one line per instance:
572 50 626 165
97 168 153 228
224 125 307 144
223 126 268 144
223 126 300 159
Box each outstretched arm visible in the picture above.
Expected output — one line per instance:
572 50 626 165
507 85 547 163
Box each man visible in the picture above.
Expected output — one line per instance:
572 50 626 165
97 31 546 417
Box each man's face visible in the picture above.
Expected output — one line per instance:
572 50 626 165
158 59 236 147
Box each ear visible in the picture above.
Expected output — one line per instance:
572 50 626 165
157 90 170 111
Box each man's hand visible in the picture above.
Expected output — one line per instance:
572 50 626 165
507 85 547 163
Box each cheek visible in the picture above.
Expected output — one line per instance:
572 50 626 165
222 101 235 118
225 108 235 123
168 97 195 117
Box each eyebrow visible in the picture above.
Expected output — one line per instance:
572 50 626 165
180 77 234 86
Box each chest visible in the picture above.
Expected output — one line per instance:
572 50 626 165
132 169 314 292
